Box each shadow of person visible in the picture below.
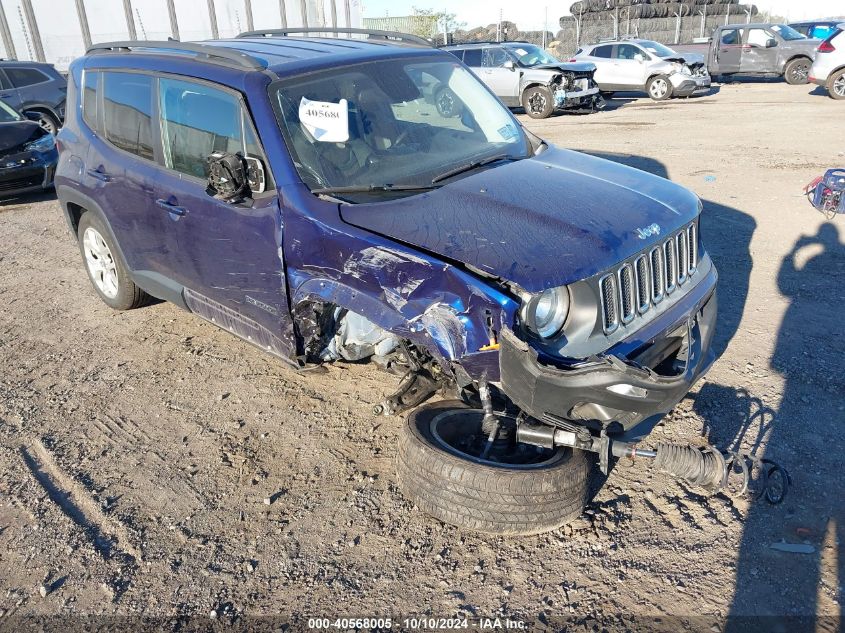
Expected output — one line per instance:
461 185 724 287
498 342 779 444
722 222 845 627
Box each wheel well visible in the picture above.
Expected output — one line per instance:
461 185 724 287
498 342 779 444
66 202 86 236
521 82 549 98
829 65 845 79
784 55 812 68
25 105 58 120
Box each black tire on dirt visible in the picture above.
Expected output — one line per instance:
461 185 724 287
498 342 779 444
396 400 592 535
77 212 149 311
784 57 812 85
521 85 555 119
646 74 673 101
827 69 845 100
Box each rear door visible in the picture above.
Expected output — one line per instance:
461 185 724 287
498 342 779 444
741 27 779 73
586 44 615 88
481 47 519 104
0 69 22 112
150 75 295 358
83 70 167 277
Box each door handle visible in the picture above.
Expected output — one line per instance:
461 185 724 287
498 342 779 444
86 168 111 182
156 199 187 216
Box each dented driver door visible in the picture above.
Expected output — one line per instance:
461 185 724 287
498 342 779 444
151 75 297 360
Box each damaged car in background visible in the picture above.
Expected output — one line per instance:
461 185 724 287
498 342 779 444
574 38 711 101
443 41 604 118
0 100 58 198
56 28 786 537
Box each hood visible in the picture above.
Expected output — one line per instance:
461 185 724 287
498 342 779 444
664 53 705 66
340 147 701 293
0 121 46 154
533 61 596 74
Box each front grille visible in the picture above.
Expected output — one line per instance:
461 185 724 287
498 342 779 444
600 274 618 333
650 246 664 303
618 264 635 324
0 172 43 192
598 222 699 334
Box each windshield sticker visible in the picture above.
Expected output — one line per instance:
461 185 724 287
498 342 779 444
498 124 518 141
514 48 529 56
299 97 349 143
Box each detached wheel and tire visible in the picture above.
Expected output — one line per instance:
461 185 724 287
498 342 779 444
827 69 845 100
521 86 555 119
647 75 673 101
77 213 148 310
784 57 812 85
396 400 592 535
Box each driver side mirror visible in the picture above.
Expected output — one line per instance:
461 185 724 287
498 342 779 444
765 38 777 48
503 60 516 70
634 53 645 63
206 151 266 202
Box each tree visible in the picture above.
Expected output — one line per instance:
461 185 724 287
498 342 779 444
410 6 466 38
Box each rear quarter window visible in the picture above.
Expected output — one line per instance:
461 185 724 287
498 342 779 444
82 70 98 131
102 71 154 160
6 67 50 87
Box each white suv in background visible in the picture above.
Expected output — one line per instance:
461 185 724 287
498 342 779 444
810 24 845 99
574 38 711 101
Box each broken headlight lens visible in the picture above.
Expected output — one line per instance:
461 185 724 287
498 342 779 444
525 286 570 339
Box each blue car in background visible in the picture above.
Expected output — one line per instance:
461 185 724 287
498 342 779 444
54 28 717 535
789 20 843 41
0 99 58 197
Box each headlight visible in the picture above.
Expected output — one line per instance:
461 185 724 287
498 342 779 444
524 286 570 339
25 134 55 153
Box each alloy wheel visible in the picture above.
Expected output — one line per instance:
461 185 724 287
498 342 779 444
790 62 810 84
528 91 547 115
834 74 845 98
650 78 668 99
83 227 119 299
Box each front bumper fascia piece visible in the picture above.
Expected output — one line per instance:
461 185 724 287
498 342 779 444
499 288 717 433
671 75 712 97
554 86 605 110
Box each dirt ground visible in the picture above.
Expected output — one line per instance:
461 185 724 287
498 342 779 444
0 81 843 631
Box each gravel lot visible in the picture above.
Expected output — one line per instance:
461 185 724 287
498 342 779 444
0 81 843 630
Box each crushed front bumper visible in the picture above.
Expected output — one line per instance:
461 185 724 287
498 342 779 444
554 86 605 111
671 74 712 97
499 287 717 433
0 148 58 198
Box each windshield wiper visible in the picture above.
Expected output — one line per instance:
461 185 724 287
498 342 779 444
312 184 441 195
431 154 521 184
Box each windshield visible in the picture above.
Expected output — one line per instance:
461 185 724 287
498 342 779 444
508 44 560 66
0 100 21 123
639 40 679 58
771 24 806 40
272 57 530 199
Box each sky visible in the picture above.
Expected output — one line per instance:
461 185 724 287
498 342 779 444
362 0 844 31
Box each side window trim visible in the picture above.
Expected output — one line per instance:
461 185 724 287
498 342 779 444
7 66 51 88
96 68 161 167
153 72 273 191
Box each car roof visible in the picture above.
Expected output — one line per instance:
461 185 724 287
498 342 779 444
84 32 445 80
0 60 55 68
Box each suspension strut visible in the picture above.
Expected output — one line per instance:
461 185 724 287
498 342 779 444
516 422 790 504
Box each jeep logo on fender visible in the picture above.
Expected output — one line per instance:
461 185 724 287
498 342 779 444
635 223 661 240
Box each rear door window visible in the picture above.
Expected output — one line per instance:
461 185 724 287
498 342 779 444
462 49 482 67
5 67 49 87
592 45 613 58
158 77 266 181
102 71 154 160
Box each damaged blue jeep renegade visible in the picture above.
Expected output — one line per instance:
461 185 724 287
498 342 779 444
56 29 717 535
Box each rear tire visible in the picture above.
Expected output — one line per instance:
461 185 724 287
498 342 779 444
784 57 811 85
647 75 672 101
521 85 555 119
827 69 845 100
396 400 592 535
77 213 149 311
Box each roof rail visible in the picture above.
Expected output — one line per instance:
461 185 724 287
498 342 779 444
236 27 432 47
442 40 532 47
86 41 266 70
